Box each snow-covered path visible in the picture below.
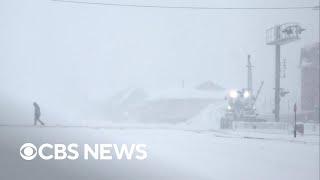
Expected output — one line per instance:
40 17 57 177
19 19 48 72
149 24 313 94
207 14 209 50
0 126 319 180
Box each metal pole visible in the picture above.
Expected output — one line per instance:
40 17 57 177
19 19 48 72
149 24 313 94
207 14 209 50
247 55 252 91
294 103 297 138
287 100 290 130
275 44 281 121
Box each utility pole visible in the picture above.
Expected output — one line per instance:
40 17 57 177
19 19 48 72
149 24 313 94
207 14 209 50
294 103 297 138
266 23 304 122
275 44 281 121
247 55 253 92
287 100 290 121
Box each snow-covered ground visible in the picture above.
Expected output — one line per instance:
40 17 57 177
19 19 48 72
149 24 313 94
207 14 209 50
0 123 318 180
0 95 318 180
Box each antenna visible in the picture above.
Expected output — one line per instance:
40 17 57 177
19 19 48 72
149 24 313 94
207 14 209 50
247 55 253 91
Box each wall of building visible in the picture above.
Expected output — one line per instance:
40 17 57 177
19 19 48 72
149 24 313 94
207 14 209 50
300 42 319 122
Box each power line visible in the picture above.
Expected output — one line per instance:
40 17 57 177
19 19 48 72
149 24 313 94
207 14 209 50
51 0 318 11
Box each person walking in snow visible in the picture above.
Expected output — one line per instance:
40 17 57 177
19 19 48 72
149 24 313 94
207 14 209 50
33 102 45 126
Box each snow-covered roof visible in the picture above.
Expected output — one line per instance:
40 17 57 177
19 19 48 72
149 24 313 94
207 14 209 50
147 88 226 101
108 82 226 107
195 81 225 91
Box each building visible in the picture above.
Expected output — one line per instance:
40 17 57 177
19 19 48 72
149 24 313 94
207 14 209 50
300 42 319 122
106 81 226 123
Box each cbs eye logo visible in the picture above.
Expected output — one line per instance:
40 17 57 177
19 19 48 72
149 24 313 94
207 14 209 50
20 143 37 160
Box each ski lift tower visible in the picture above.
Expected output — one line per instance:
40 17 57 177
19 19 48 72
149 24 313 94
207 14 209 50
266 22 305 121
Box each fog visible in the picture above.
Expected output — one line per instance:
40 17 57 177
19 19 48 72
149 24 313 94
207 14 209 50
0 0 319 123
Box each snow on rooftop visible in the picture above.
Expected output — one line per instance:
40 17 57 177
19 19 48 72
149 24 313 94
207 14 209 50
147 87 226 101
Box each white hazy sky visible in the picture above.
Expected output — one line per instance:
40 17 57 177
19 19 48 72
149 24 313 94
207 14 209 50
0 0 319 121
